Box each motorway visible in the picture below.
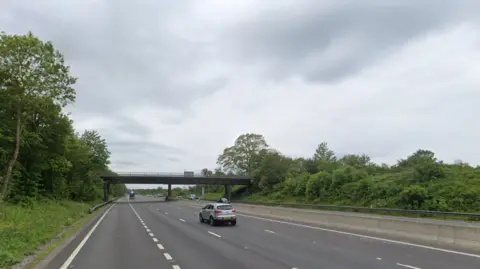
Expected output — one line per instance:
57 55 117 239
45 195 480 269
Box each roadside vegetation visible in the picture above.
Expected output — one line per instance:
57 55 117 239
0 32 126 268
199 133 480 213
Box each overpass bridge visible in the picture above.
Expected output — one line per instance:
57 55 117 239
100 172 250 202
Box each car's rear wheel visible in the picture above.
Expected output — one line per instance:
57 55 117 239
231 220 237 226
209 217 216 226
199 214 204 223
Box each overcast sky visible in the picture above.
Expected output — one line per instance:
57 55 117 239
2 1 480 189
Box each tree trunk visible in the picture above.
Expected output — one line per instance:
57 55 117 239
0 106 22 201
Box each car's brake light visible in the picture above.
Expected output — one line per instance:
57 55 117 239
232 209 236 212
215 210 222 214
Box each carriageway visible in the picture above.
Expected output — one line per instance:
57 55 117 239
100 172 250 201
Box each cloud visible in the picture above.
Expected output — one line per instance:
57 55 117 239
2 0 480 189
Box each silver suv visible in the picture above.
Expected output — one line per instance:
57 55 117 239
199 203 237 226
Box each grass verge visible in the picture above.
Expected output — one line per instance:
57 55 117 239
204 192 480 222
0 199 100 269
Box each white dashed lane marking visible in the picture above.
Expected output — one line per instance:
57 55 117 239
397 263 421 269
264 229 275 234
164 253 173 260
232 212 480 259
129 203 179 269
208 231 222 238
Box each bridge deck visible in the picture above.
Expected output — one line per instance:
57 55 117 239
101 174 250 185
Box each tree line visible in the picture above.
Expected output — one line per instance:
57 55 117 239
0 32 126 205
203 133 480 212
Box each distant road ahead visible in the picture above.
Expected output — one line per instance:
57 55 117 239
45 195 480 269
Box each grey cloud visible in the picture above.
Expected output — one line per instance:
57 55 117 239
2 0 225 120
108 141 183 155
166 157 181 163
2 0 479 172
220 1 479 83
107 140 185 170
113 160 140 166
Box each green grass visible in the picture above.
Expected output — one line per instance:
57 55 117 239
204 193 223 200
0 199 97 268
205 191 480 222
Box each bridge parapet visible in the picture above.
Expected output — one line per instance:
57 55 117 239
111 172 249 179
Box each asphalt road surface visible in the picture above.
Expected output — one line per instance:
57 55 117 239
46 195 480 269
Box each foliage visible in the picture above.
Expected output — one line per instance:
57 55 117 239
216 133 269 177
212 134 480 213
0 199 98 268
134 187 165 196
0 31 126 204
0 31 126 266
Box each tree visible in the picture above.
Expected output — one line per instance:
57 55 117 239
79 130 111 171
201 168 213 176
255 151 292 190
313 142 336 162
216 133 269 176
0 32 76 200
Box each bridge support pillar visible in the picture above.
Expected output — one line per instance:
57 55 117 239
201 185 205 199
104 182 110 202
167 184 172 199
224 185 231 201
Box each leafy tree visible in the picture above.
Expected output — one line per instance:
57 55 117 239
80 130 111 171
201 168 213 176
210 133 480 213
216 133 269 176
255 151 291 191
0 32 125 205
0 32 76 200
313 142 336 162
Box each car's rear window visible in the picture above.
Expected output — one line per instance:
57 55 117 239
217 205 233 210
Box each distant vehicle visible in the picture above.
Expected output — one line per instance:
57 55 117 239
189 194 198 200
217 197 230 204
199 203 236 226
129 191 135 200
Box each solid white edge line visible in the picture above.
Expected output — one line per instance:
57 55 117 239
235 213 480 259
265 229 275 234
157 243 164 250
397 263 421 269
208 231 222 238
164 253 173 260
59 204 116 269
